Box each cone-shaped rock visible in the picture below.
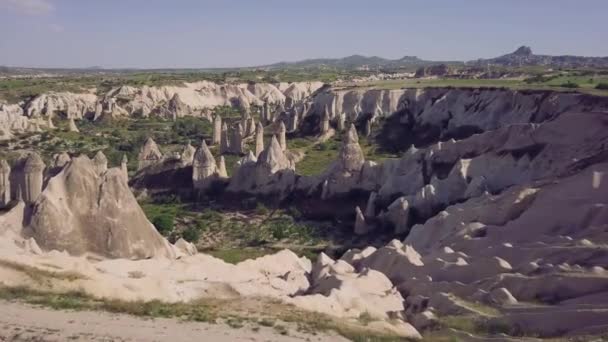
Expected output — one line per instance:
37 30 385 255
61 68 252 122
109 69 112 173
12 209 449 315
22 152 45 204
217 156 228 178
181 140 196 166
278 121 287 151
93 151 108 175
255 121 264 158
192 139 218 189
52 152 71 169
212 115 222 145
339 124 365 173
220 122 230 154
28 155 174 259
0 160 10 207
137 137 163 170
258 135 292 174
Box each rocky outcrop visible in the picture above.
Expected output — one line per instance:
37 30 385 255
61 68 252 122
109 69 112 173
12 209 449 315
308 87 608 127
137 137 163 170
255 121 264 158
26 155 174 259
212 115 222 145
92 151 108 175
278 121 287 151
227 136 296 196
0 160 10 207
192 140 218 190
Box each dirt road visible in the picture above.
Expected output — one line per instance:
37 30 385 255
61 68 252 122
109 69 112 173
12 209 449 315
0 300 347 342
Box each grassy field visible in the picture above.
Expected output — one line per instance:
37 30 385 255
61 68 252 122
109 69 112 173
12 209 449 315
348 73 608 96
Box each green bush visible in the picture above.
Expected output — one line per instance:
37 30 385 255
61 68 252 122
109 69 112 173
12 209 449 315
560 81 579 88
152 214 174 236
182 226 201 243
596 82 608 90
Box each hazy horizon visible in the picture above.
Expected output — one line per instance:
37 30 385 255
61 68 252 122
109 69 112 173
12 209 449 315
1 0 607 69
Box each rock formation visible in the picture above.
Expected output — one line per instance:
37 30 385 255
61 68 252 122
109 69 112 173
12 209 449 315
212 115 222 145
217 156 228 178
120 154 128 182
180 141 196 166
192 140 218 190
320 106 330 134
51 152 71 169
137 137 163 171
278 121 287 151
228 136 295 196
230 123 244 154
220 122 230 154
255 121 264 158
92 151 108 175
0 160 10 207
22 153 45 205
68 118 79 132
26 155 174 258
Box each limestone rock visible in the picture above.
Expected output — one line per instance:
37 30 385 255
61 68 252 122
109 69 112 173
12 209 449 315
354 206 371 235
180 141 196 166
68 118 79 132
120 154 128 182
51 152 71 169
27 156 174 259
137 137 163 170
22 153 45 204
278 121 287 151
0 160 10 207
217 156 228 178
255 121 264 157
192 140 217 190
220 122 230 154
92 151 108 175
489 287 518 305
339 124 365 173
212 115 222 145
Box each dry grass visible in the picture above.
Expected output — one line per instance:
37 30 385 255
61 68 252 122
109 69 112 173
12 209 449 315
0 286 409 341
0 259 87 284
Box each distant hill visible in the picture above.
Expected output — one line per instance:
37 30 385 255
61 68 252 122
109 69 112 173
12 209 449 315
472 46 608 68
259 54 454 70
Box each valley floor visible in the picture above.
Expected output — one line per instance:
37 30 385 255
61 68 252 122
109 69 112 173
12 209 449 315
0 300 346 342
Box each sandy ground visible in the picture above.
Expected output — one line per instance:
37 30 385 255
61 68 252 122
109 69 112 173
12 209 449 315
0 300 347 342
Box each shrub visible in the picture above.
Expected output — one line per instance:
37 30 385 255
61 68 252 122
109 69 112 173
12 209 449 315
560 81 579 88
152 214 174 236
596 82 608 90
182 226 201 243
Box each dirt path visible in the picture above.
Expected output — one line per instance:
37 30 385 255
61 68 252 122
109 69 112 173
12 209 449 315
0 300 347 342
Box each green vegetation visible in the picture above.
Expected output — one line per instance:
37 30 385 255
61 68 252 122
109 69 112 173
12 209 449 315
596 82 608 90
559 81 579 88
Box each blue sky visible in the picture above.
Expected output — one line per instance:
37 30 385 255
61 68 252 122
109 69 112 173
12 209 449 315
0 0 606 68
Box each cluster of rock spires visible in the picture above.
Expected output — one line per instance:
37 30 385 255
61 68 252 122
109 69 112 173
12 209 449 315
2 85 608 338
0 81 324 139
0 151 187 259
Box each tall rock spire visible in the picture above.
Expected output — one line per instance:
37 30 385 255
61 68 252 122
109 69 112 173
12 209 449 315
220 122 230 154
192 139 218 189
212 115 222 145
137 137 163 170
255 121 264 158
278 121 287 152
0 160 10 207
338 124 365 173
23 152 45 204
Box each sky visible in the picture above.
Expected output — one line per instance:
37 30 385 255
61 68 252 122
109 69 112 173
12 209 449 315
0 0 607 69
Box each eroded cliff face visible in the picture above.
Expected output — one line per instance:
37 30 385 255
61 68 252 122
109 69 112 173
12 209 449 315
309 87 608 143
